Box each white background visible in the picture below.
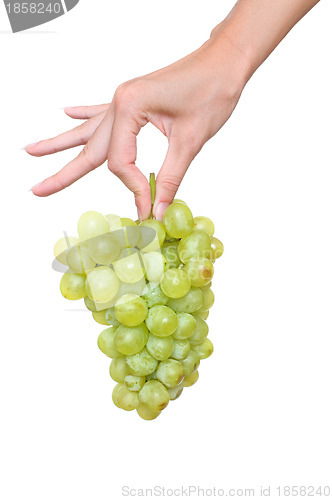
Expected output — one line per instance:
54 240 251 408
0 1 331 499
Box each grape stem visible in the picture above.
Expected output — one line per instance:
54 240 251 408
149 173 156 219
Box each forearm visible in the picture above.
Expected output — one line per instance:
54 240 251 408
209 0 320 83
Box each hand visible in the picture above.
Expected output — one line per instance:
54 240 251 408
26 36 247 220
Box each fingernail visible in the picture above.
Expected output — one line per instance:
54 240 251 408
30 182 42 192
23 142 37 150
154 202 168 222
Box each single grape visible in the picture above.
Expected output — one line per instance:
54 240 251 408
86 266 119 303
112 383 122 408
168 382 184 400
156 359 185 388
98 326 121 358
92 309 108 325
143 251 168 283
124 374 145 392
114 323 149 355
113 249 144 284
163 203 194 238
54 236 79 265
146 334 174 361
146 305 178 337
139 219 166 246
105 307 121 327
189 315 209 345
88 234 120 265
77 211 109 241
172 313 197 340
178 230 211 264
195 310 209 320
142 283 169 308
160 268 191 299
136 403 161 421
181 350 200 376
139 380 170 411
167 288 203 314
60 271 86 300
114 294 148 326
184 257 214 287
183 370 199 387
200 287 215 311
109 356 131 383
67 245 95 274
171 339 191 360
208 237 224 260
192 338 214 359
160 242 181 268
126 348 158 376
193 216 215 236
116 384 139 411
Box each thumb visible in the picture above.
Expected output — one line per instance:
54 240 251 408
153 140 195 221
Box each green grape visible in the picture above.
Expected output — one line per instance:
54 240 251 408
116 384 139 411
181 350 200 376
172 199 187 205
116 277 147 301
114 323 149 355
195 310 209 320
146 305 178 337
109 217 140 248
109 356 131 382
160 268 191 299
113 249 144 284
183 370 199 387
167 288 203 314
142 251 168 283
193 216 215 236
156 359 185 388
54 236 79 265
139 219 166 246
124 374 145 392
184 258 214 287
136 403 161 420
160 242 181 268
105 214 121 226
168 382 184 400
126 348 158 376
67 245 95 274
92 309 108 325
173 313 197 340
200 287 215 311
138 380 170 411
178 230 211 264
193 338 214 359
88 234 120 265
171 339 191 360
60 271 86 300
114 294 148 326
145 371 158 381
105 307 121 327
86 266 119 303
77 211 110 241
98 326 121 358
84 296 98 312
146 334 174 361
163 202 194 239
112 383 122 408
208 237 224 260
142 283 169 308
189 315 209 345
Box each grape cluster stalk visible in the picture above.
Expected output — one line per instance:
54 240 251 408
54 174 224 420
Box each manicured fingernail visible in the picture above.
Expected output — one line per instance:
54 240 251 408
154 202 168 222
30 182 42 192
23 142 37 150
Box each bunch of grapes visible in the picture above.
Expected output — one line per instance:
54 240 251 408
54 176 223 420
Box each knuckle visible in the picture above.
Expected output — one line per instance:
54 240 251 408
113 81 141 110
79 146 95 170
75 124 88 145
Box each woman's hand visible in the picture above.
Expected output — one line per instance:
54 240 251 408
27 36 248 220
